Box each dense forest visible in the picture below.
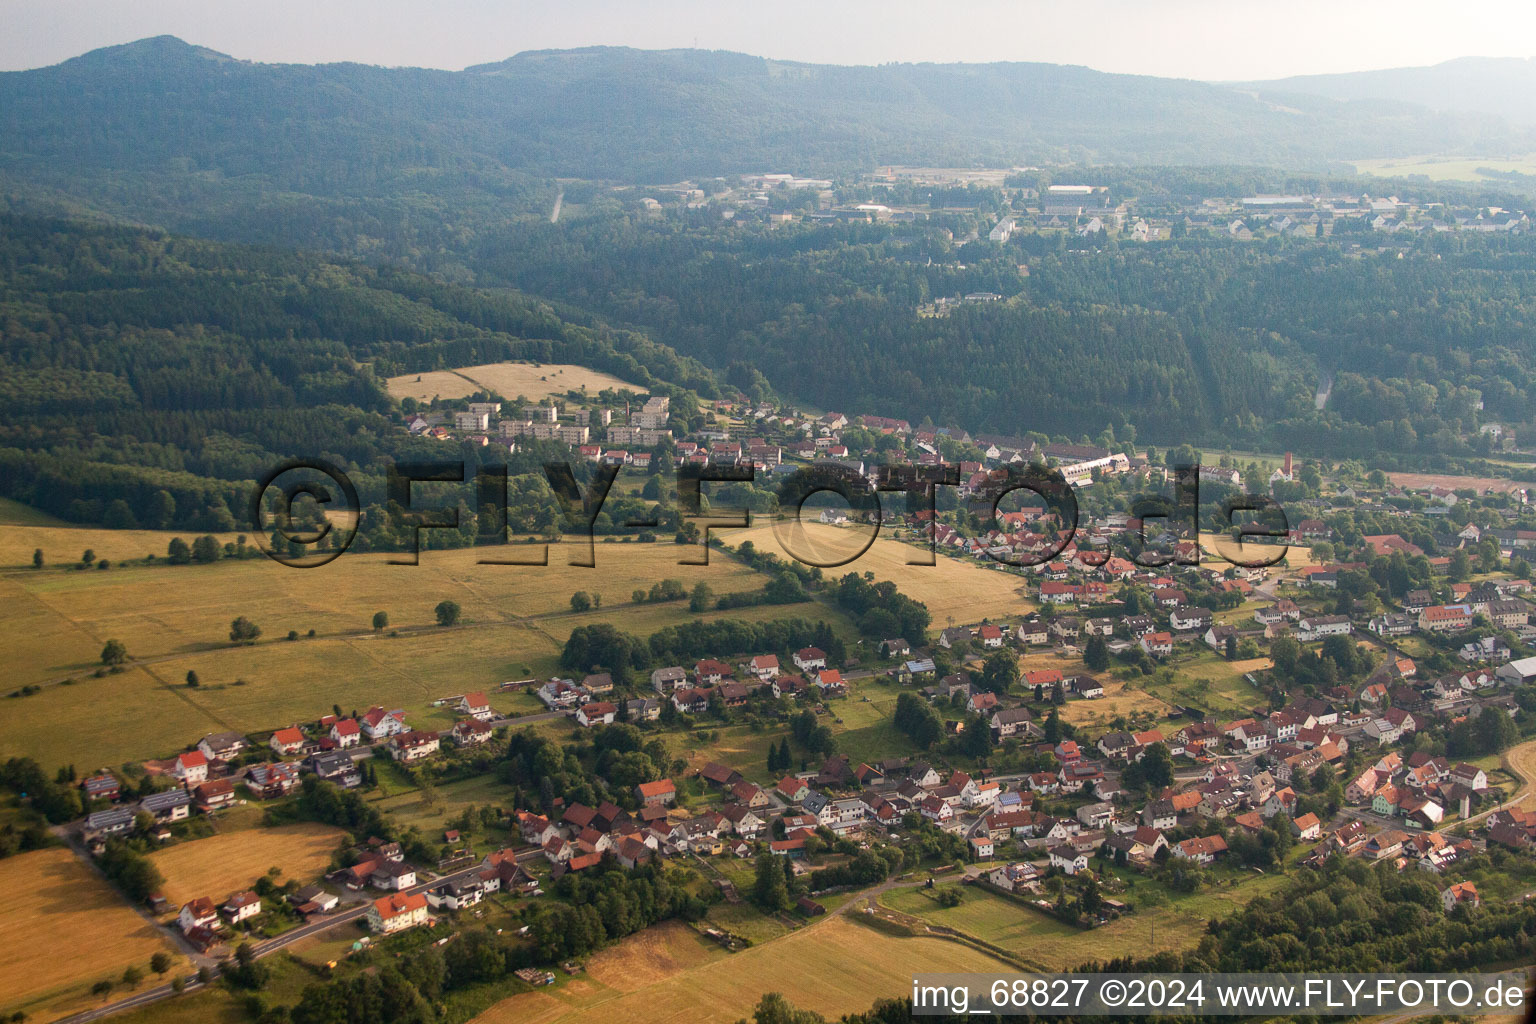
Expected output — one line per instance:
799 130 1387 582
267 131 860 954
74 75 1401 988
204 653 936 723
469 212 1536 453
0 214 717 527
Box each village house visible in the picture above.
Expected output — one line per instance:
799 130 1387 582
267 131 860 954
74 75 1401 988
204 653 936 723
244 762 301 799
194 778 237 813
361 706 408 741
269 727 306 756
426 879 486 911
139 787 192 822
452 719 495 747
178 896 220 934
85 806 135 837
171 750 209 785
389 730 440 762
1297 614 1352 641
988 862 1040 892
368 892 430 933
1139 632 1173 658
576 701 618 727
371 860 418 891
330 719 362 747
1049 845 1090 875
651 666 689 693
196 731 247 763
1419 605 1473 633
222 891 261 925
1441 881 1480 913
81 772 121 803
636 779 676 806
792 647 828 672
694 659 733 686
457 691 493 720
1174 835 1228 865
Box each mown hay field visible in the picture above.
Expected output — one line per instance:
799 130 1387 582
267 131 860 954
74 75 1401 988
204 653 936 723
148 824 347 905
731 520 1035 625
473 915 1012 1024
385 363 641 404
0 523 824 767
0 848 189 1022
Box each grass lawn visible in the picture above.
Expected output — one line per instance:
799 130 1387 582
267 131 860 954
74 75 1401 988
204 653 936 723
105 987 249 1024
0 848 190 1022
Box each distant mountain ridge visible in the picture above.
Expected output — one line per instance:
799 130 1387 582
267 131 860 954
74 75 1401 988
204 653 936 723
0 35 1526 189
1243 56 1536 127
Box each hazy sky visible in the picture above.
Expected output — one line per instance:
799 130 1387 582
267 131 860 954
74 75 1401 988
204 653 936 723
3 0 1535 79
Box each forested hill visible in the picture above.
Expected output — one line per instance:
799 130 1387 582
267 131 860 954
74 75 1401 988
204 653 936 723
0 213 716 529
473 216 1536 455
0 37 1526 229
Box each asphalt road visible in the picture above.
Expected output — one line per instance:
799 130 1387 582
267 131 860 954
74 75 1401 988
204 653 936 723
52 851 542 1024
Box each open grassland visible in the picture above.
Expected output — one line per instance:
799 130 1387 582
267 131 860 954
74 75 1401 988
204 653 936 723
0 848 189 1022
682 679 920 784
0 524 838 767
148 824 347 905
731 520 1035 625
1138 652 1270 718
0 522 247 568
385 362 641 404
473 915 1013 1024
2 664 230 773
0 497 67 527
1353 153 1536 182
879 872 1287 968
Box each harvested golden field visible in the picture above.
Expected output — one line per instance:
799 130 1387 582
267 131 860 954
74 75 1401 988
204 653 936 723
1197 531 1307 569
0 848 188 1021
0 523 245 569
385 363 640 404
1502 737 1536 811
148 824 346 905
0 524 816 766
473 915 1012 1024
1387 471 1526 495
1058 678 1173 730
731 520 1034 625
